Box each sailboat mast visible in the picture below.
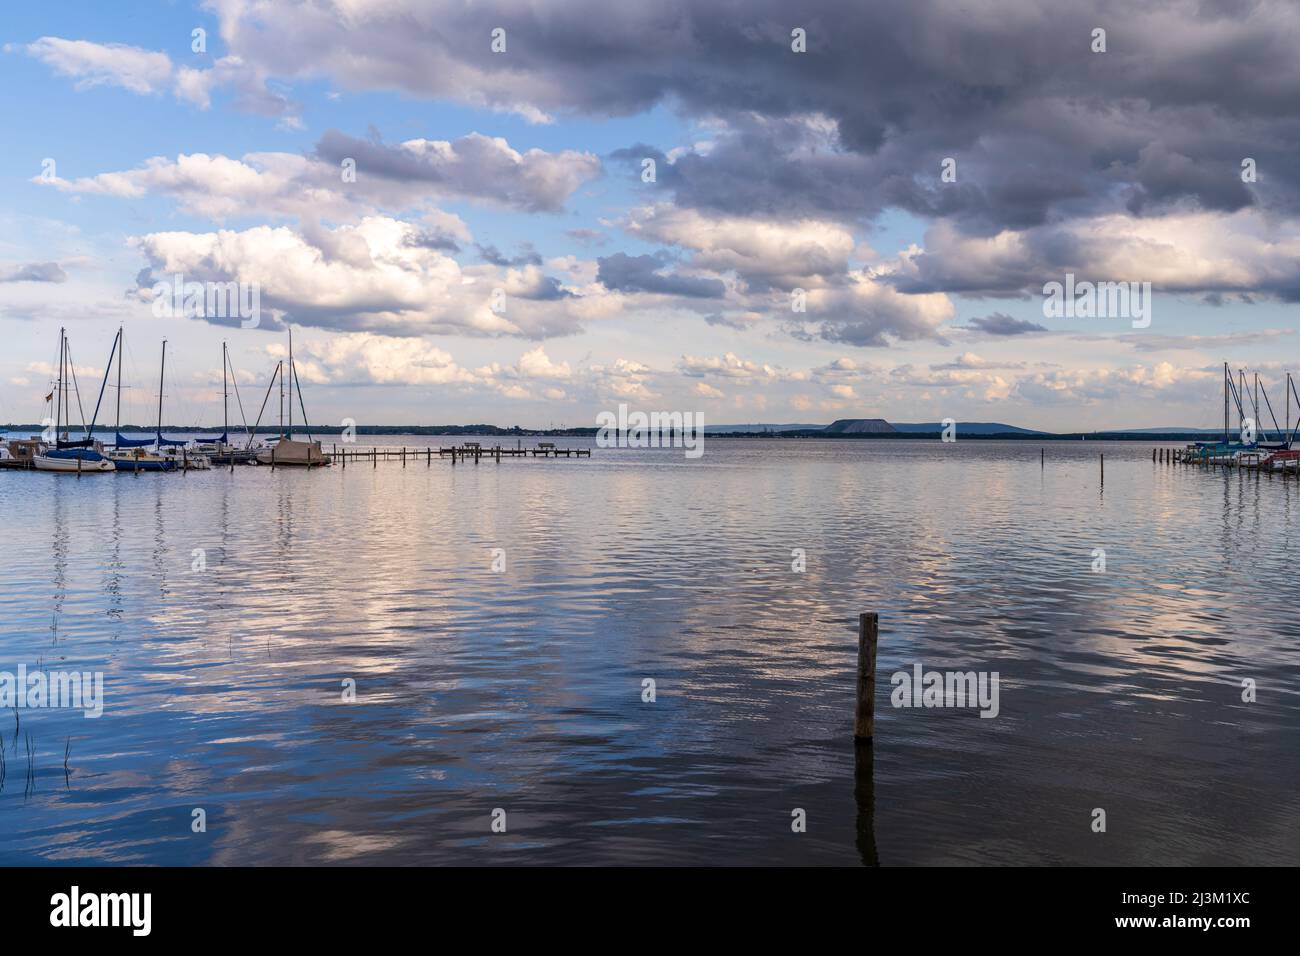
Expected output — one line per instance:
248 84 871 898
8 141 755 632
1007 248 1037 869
1223 362 1228 441
1239 370 1245 435
288 328 293 437
115 325 123 434
54 327 63 441
157 339 167 440
223 341 229 444
64 332 72 439
62 330 71 440
278 360 284 437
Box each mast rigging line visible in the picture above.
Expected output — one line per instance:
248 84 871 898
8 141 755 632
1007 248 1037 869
65 343 89 438
292 358 312 442
1257 379 1284 441
247 361 282 450
226 349 253 437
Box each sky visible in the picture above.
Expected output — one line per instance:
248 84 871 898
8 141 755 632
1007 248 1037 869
1 0 1299 431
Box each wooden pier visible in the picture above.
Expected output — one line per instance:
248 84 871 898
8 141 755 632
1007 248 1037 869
329 442 592 466
1154 445 1300 474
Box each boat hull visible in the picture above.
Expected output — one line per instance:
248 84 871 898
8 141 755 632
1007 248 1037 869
107 451 177 472
202 446 261 465
158 449 212 470
256 438 332 467
34 450 115 472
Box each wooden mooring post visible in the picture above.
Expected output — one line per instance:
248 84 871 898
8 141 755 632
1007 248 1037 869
328 442 591 469
854 612 878 741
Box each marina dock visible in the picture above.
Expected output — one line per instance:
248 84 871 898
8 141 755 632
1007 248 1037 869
0 439 593 472
1156 444 1300 473
332 441 593 465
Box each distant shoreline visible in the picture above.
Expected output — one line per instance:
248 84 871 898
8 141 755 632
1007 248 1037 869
2 423 1242 442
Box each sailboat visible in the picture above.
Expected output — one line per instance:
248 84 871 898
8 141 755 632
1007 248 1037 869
195 342 261 464
149 339 211 470
256 329 331 467
33 328 116 472
106 326 177 472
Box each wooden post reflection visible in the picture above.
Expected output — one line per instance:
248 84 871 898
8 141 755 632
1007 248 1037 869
854 739 878 866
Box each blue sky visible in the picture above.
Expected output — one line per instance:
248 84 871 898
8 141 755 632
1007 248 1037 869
2 1 1298 430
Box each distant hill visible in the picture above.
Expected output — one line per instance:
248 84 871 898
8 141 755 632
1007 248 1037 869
892 421 1046 435
824 418 897 434
710 419 1050 436
1106 426 1226 435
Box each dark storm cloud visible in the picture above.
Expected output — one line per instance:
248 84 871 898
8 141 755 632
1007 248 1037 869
209 0 1300 235
313 129 600 213
64 0 1300 337
477 242 543 267
596 253 726 298
966 313 1049 336
404 229 461 253
1122 143 1257 216
511 271 575 301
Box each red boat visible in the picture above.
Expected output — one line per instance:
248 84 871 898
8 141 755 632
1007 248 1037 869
1260 449 1300 471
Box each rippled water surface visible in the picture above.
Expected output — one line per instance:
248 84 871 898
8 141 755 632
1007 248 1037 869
1 438 1297 865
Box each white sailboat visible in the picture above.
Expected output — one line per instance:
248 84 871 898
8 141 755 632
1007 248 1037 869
105 326 177 472
150 339 211 470
33 327 116 473
33 452 115 473
255 329 332 467
198 341 262 464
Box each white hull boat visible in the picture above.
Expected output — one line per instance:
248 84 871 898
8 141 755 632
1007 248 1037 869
34 448 116 472
159 447 212 470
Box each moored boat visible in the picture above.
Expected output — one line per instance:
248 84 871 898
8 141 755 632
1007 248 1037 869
256 436 330 467
34 446 116 472
34 327 117 473
251 329 332 468
1261 449 1300 472
198 439 261 465
158 444 212 470
106 445 177 472
0 439 45 469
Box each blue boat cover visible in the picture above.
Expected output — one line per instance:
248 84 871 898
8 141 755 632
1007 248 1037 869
115 432 192 447
46 447 106 461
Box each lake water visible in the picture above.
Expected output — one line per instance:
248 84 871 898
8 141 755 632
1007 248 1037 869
1 438 1296 865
